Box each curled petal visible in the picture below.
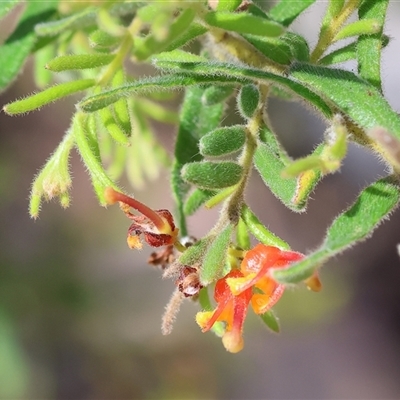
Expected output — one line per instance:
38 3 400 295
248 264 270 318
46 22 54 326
305 273 322 292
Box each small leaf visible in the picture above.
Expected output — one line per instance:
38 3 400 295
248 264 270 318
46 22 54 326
334 19 381 42
272 176 400 284
4 79 95 115
216 0 242 12
133 8 196 60
240 205 289 250
204 11 284 37
153 60 333 118
200 224 233 285
0 0 58 92
236 217 250 250
172 86 224 236
154 49 206 63
268 0 316 26
73 113 118 204
259 310 280 333
112 69 132 135
79 74 247 112
199 125 246 157
237 84 260 119
357 0 389 90
46 54 115 72
98 105 130 146
89 29 120 51
35 6 97 36
184 189 216 216
290 63 400 141
202 84 235 106
319 42 356 66
182 161 243 190
165 23 207 52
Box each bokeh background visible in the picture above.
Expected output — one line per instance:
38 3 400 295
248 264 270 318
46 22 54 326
1 1 400 399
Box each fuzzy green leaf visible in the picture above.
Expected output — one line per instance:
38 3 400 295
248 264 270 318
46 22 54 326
268 0 316 26
35 6 97 36
4 79 95 115
202 84 235 106
241 205 289 250
357 0 389 90
334 19 381 41
217 0 242 12
184 189 216 216
73 113 118 204
0 0 58 92
153 60 333 118
182 161 243 190
204 11 284 37
237 84 260 119
290 63 400 141
78 74 248 112
89 29 120 51
199 125 246 157
172 87 224 236
133 8 196 60
272 177 400 284
259 310 280 333
319 42 356 65
46 54 114 72
200 224 233 285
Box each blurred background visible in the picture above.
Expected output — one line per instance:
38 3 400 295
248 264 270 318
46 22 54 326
2 1 400 399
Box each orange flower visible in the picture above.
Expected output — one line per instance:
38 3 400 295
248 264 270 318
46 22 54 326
196 244 308 352
104 187 179 249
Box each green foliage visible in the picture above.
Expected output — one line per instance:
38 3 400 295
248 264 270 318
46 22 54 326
3 0 400 351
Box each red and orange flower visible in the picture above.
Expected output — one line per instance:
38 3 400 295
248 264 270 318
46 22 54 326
196 244 318 353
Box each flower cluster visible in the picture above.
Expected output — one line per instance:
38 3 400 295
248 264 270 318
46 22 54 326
196 244 310 353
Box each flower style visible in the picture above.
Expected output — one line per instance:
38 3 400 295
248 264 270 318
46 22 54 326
104 187 179 249
196 244 306 353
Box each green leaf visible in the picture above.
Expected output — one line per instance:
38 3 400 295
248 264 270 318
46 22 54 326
98 105 130 146
35 6 97 36
165 23 207 52
259 310 280 333
4 79 95 115
133 8 196 60
240 205 289 250
202 84 235 106
0 0 20 20
255 125 322 211
73 113 118 204
153 60 333 118
357 0 389 90
334 19 381 41
236 217 250 250
79 74 248 112
204 11 284 37
237 84 260 119
112 69 132 135
216 0 242 12
268 0 316 26
319 42 356 66
182 161 243 190
184 188 216 216
289 63 400 141
272 176 400 284
46 54 115 72
172 86 224 236
89 29 120 51
0 0 58 92
199 125 246 157
200 224 233 285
